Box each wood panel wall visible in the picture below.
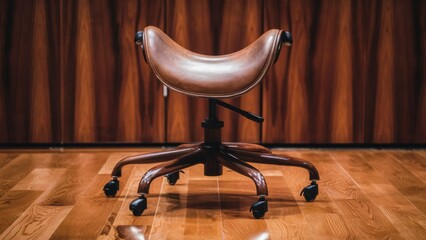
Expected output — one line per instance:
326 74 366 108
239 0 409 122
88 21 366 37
0 0 425 144
165 0 262 143
60 0 165 143
263 0 426 144
0 0 61 143
1 0 165 143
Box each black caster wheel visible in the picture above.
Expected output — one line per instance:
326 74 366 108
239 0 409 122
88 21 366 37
103 178 119 197
165 171 181 185
250 197 268 219
300 181 318 202
130 195 147 216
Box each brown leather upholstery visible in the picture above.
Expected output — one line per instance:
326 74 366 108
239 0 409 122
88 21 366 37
142 26 283 98
106 27 320 219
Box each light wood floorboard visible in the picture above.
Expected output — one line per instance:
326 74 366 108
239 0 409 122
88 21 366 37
0 148 425 239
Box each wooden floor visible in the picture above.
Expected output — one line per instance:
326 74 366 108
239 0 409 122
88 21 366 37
0 148 425 239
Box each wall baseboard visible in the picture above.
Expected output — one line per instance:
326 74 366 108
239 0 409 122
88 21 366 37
0 142 424 150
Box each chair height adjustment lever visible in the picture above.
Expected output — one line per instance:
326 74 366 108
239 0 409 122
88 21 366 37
215 99 264 123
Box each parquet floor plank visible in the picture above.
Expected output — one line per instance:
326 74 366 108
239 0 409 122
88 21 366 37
0 154 55 198
103 163 162 239
260 167 317 240
50 174 118 239
50 153 128 239
218 168 271 239
270 151 352 239
12 168 67 191
148 171 189 239
96 152 154 239
0 153 19 170
389 151 426 183
330 150 426 239
362 151 426 214
1 205 73 240
183 165 222 239
0 166 69 239
0 148 424 239
0 190 43 234
38 153 107 207
290 150 402 239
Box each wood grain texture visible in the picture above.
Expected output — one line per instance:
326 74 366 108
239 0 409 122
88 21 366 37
165 0 211 143
0 0 425 144
217 0 263 143
263 0 426 144
0 0 164 143
101 164 162 240
11 168 66 191
361 151 426 214
165 0 263 143
148 173 189 239
262 0 314 143
61 0 165 143
0 154 57 198
0 148 425 239
414 0 426 143
0 205 73 240
0 190 43 234
0 0 7 142
287 151 402 239
0 165 70 240
330 150 426 239
390 151 426 182
1 0 60 143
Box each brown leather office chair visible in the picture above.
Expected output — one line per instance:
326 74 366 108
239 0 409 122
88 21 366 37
103 26 320 219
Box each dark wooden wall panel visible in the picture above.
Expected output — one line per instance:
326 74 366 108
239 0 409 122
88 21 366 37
165 0 211 143
311 0 353 143
263 0 426 144
0 0 61 143
0 0 425 144
61 0 165 143
166 0 263 143
262 0 314 143
217 0 263 143
1 0 164 143
113 0 165 143
416 0 426 142
0 0 9 142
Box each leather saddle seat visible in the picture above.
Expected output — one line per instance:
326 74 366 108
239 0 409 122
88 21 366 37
104 26 320 219
140 26 284 98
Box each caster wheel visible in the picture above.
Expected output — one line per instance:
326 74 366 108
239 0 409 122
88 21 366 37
130 195 147 216
300 181 318 202
165 171 180 185
250 197 268 219
103 179 119 197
